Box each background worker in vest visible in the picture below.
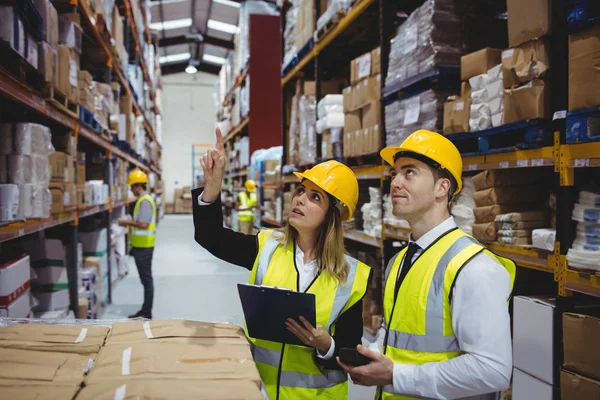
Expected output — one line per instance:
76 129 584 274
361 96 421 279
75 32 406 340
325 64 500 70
235 179 258 234
118 170 157 319
193 127 372 399
338 130 516 400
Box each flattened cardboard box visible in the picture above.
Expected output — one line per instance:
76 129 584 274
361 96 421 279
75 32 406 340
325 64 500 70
561 370 600 400
472 169 539 191
569 25 600 112
105 320 245 344
77 379 263 400
0 347 95 385
495 210 548 223
474 204 537 223
502 38 551 89
0 382 79 399
86 342 260 384
474 187 541 207
563 313 600 381
0 323 109 354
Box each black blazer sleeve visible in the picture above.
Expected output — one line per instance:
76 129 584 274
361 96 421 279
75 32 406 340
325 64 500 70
314 269 373 370
192 188 259 271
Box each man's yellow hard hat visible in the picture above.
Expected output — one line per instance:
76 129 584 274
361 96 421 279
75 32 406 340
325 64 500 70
293 160 359 221
380 129 463 196
245 180 257 193
128 170 148 186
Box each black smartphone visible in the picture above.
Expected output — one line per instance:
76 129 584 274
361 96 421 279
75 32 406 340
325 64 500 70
338 347 372 366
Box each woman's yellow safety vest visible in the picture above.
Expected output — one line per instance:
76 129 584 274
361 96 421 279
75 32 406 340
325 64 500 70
378 228 516 400
239 191 257 222
247 230 371 400
130 194 156 248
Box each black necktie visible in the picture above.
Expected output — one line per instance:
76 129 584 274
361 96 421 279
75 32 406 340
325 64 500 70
394 242 420 299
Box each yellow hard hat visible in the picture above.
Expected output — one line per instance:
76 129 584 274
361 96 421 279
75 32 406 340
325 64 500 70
380 129 463 196
293 160 359 221
245 180 257 193
128 170 148 186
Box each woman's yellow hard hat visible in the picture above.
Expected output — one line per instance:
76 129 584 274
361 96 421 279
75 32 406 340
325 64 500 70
128 170 148 186
380 129 463 196
293 160 359 221
245 180 257 192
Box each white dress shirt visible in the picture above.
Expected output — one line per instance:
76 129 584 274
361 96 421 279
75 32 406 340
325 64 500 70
369 217 512 399
198 193 336 359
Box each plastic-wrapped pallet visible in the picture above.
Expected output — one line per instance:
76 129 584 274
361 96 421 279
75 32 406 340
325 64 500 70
567 187 600 272
283 4 299 68
385 90 448 146
299 95 317 165
451 177 475 234
317 0 352 32
238 1 279 71
469 64 504 131
385 0 463 89
316 95 344 134
383 193 410 229
360 187 382 238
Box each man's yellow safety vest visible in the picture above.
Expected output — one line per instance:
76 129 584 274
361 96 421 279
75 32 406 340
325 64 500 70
130 194 157 248
378 228 516 400
239 191 257 222
247 230 371 400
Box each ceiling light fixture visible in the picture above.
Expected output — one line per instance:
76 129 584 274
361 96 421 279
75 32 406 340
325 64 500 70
149 18 193 31
203 54 227 65
159 52 191 64
213 0 241 8
207 19 239 34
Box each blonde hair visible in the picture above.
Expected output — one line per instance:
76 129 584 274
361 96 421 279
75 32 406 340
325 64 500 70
277 197 349 283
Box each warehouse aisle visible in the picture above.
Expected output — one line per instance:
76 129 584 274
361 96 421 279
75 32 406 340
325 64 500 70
104 214 375 399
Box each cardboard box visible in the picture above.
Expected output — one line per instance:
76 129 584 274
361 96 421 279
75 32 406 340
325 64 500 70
49 181 76 211
0 347 92 384
344 110 362 133
502 38 551 89
51 132 76 156
474 204 536 223
569 25 600 111
353 130 363 156
32 289 69 312
303 80 344 96
38 42 57 87
368 74 381 100
443 96 471 135
354 80 369 109
561 369 600 400
371 47 381 75
513 296 556 384
352 51 373 84
461 48 503 81
76 380 264 400
0 323 109 354
507 0 552 47
343 86 353 112
474 186 541 207
86 342 261 384
563 313 600 381
57 45 79 103
504 80 550 124
344 131 353 157
472 222 497 243
472 169 539 191
362 100 381 129
76 153 85 185
495 210 548 223
513 367 553 400
48 151 67 181
461 81 472 99
0 255 30 307
33 0 58 47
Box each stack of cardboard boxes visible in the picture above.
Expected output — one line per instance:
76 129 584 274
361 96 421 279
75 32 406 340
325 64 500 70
49 132 77 214
174 186 192 214
294 0 318 51
471 169 544 244
78 70 96 112
34 0 59 89
57 13 82 105
0 255 32 318
343 47 381 158
22 238 71 317
568 25 600 119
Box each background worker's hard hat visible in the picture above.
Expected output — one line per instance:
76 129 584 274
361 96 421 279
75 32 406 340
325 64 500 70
245 180 257 192
293 160 359 221
380 129 463 196
128 170 149 186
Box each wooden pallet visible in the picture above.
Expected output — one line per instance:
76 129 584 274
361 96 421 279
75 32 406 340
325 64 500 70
44 85 79 119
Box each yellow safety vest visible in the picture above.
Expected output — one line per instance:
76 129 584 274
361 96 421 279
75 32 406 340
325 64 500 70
130 194 156 248
247 230 371 400
239 191 257 222
378 228 516 400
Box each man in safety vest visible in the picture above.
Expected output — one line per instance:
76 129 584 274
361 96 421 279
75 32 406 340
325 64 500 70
338 130 516 400
118 170 157 319
236 179 258 234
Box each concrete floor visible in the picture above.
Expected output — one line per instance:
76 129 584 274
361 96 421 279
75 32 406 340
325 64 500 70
103 214 376 400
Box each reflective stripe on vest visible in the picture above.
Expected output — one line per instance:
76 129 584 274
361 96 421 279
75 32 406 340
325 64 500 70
379 229 516 400
247 230 371 399
131 194 156 248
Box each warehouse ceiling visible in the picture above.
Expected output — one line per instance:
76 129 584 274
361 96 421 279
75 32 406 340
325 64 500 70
151 0 242 75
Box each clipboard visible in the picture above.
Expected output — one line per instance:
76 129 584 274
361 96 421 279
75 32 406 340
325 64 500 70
237 283 316 347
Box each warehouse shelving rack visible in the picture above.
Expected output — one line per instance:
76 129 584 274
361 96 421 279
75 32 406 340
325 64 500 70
0 0 163 318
